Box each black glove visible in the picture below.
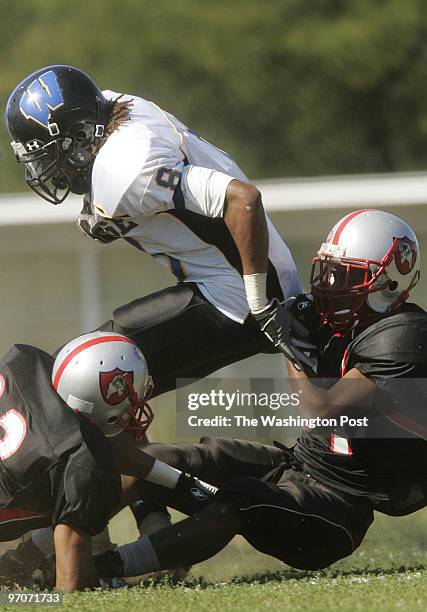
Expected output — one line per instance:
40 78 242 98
288 293 318 332
253 298 316 370
176 473 218 505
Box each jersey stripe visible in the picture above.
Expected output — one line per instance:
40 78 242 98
166 209 284 301
331 210 368 245
172 175 186 210
168 256 185 280
0 508 49 523
53 335 135 390
340 347 350 376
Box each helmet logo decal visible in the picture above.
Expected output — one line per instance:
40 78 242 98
25 139 42 151
100 369 134 405
394 236 417 275
19 70 64 129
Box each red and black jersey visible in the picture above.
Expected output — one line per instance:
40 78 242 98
0 344 122 541
293 304 427 510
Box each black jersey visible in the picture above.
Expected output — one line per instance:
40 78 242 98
293 305 427 509
0 344 122 541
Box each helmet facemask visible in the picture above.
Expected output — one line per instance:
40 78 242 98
117 378 155 441
12 139 70 204
310 239 412 331
11 120 104 204
311 256 390 330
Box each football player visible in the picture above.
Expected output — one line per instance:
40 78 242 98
0 333 216 591
93 210 427 579
5 64 313 396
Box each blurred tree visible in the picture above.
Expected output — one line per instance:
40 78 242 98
1 0 427 192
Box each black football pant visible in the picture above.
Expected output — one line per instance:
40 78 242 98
96 283 273 397
140 438 374 570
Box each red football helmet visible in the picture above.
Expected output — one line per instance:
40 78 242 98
311 210 420 331
53 332 154 439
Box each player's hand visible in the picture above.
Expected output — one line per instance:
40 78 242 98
288 293 317 331
176 473 218 504
253 298 316 370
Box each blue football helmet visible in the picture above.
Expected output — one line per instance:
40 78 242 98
5 65 108 204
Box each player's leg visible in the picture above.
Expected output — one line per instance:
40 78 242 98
115 437 289 518
99 469 374 579
97 283 269 396
220 471 375 570
141 437 287 486
97 439 285 579
95 500 241 579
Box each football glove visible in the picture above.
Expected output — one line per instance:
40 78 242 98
287 293 318 334
176 473 218 504
253 298 316 370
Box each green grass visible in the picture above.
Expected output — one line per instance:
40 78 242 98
2 510 423 612
57 569 427 612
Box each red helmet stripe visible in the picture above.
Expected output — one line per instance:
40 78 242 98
53 335 135 390
331 210 369 245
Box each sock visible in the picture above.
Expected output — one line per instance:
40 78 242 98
118 535 161 577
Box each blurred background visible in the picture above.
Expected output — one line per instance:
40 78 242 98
0 0 425 575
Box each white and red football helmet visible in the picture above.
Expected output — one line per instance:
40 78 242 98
311 209 420 331
52 332 154 439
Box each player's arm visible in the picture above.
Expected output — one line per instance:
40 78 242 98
287 360 377 419
176 167 312 365
223 179 269 278
223 181 314 367
110 432 218 501
54 523 98 592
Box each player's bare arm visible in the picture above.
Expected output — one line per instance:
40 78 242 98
110 431 156 477
223 180 269 275
110 430 218 504
287 359 377 419
223 180 313 366
54 524 98 592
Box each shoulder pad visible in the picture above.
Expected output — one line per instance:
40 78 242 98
348 311 427 368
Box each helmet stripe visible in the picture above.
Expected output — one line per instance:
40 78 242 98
331 209 369 245
53 335 135 390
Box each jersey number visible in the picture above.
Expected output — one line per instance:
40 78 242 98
155 167 181 190
0 409 27 460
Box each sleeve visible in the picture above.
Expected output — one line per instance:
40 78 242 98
178 165 235 217
347 314 427 379
121 163 235 218
92 157 187 220
92 119 237 220
52 420 122 535
346 315 427 439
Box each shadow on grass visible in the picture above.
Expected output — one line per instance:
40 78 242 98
138 564 426 590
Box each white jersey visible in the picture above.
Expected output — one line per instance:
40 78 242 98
79 91 301 322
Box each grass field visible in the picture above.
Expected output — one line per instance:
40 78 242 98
3 508 422 612
59 569 426 612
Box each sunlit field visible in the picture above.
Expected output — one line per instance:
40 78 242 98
63 508 426 611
